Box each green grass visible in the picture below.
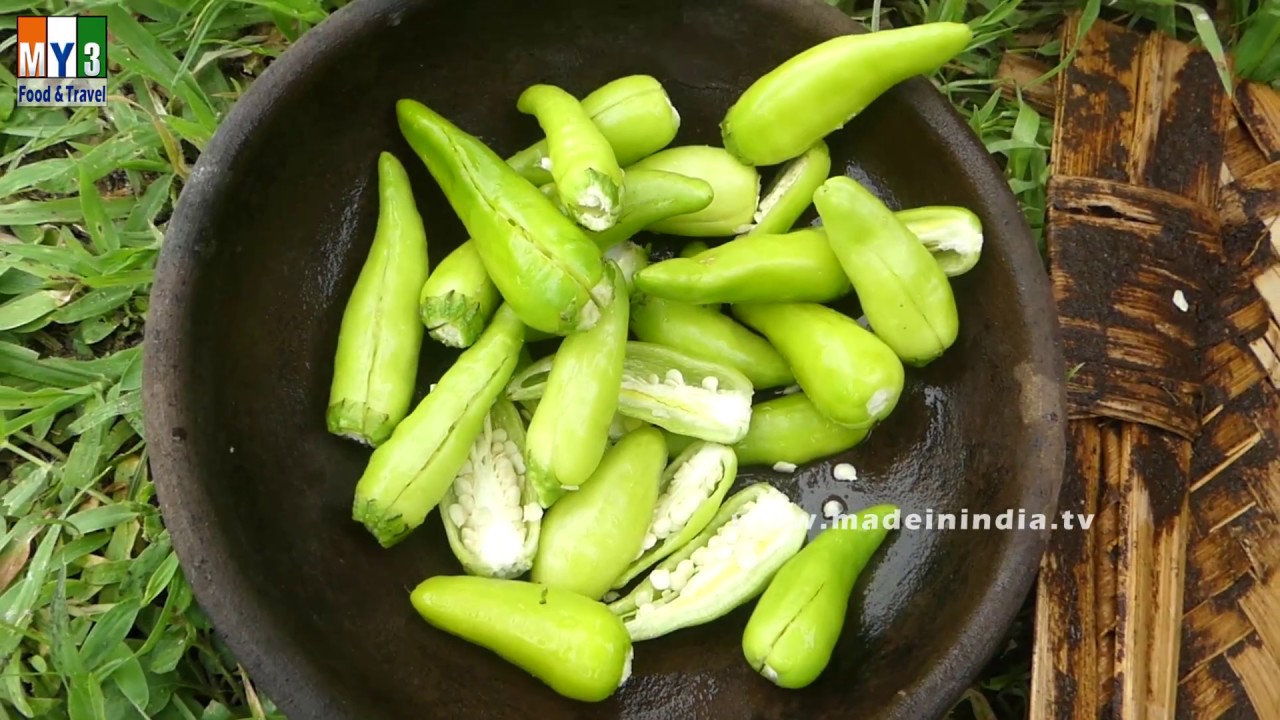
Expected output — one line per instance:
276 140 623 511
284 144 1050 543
0 1 1274 719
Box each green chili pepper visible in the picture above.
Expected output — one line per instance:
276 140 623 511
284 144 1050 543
327 152 430 446
587 170 713 251
897 205 984 277
630 296 794 389
532 427 667 600
508 75 681 185
612 441 738 589
678 241 710 259
608 483 810 641
743 504 898 688
734 393 868 466
721 22 974 166
733 303 903 431
634 228 850 305
438 399 541 579
410 575 633 702
517 84 625 232
509 342 754 444
814 176 960 366
396 99 611 336
741 141 831 237
353 304 525 547
524 262 629 507
626 145 761 237
418 241 500 349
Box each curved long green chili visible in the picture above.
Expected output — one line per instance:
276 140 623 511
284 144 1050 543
634 228 850 305
517 84 625 231
721 23 973 165
327 152 430 447
508 75 681 185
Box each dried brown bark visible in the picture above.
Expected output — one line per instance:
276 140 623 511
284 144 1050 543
1029 13 1231 720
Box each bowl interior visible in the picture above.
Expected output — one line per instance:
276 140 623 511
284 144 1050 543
144 1 1066 718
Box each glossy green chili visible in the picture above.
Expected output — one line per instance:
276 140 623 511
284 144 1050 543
508 75 680 185
419 241 500 349
630 296 794 389
626 145 761 237
396 99 611 336
814 176 959 366
524 262 629 507
410 575 633 702
439 399 541 578
508 342 756 444
743 504 898 688
587 170 713 251
517 84 625 231
327 152 430 446
741 140 831 236
634 228 850 305
733 303 903 431
734 393 868 466
352 304 525 547
532 427 666 600
608 483 810 641
612 441 738 589
721 22 974 165
898 205 984 277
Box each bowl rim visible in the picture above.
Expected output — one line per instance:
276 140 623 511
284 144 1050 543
142 0 1068 717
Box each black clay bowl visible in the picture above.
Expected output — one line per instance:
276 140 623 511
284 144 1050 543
143 0 1067 718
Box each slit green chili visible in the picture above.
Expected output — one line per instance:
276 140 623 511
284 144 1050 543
814 176 960 366
352 304 525 547
327 152 430 447
396 99 611 336
743 504 898 688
